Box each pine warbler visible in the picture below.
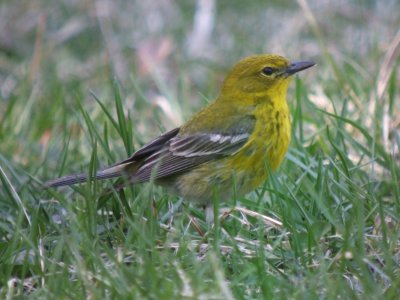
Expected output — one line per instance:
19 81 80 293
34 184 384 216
45 54 314 204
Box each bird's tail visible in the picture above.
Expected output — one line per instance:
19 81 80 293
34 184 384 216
44 163 131 188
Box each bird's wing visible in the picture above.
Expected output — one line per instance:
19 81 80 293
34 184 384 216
130 115 256 183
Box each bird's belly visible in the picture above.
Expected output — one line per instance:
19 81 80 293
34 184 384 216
170 145 274 204
169 159 242 204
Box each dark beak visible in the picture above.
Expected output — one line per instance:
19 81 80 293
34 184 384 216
285 61 315 76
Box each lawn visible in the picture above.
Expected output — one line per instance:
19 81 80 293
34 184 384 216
1 0 399 299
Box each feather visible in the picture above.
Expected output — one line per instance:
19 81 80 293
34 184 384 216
44 163 127 187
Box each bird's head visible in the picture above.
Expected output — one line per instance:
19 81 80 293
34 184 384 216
221 54 315 99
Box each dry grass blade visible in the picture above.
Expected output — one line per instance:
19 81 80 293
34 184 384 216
0 165 31 226
234 206 282 227
376 29 400 100
374 29 400 151
29 13 46 83
188 214 205 236
186 0 216 58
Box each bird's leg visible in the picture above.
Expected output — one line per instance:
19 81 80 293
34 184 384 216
205 203 214 225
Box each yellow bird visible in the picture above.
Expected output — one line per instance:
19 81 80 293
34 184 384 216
45 54 314 207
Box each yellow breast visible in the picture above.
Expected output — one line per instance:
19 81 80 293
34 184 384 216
229 99 291 192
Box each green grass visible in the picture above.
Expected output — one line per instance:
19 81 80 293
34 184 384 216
1 1 400 299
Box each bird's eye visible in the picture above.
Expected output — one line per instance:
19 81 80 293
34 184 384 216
262 67 275 76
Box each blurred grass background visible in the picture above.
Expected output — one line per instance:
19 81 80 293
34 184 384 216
1 0 399 298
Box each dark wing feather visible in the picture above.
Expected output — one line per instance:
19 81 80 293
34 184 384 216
115 127 180 165
130 116 256 183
